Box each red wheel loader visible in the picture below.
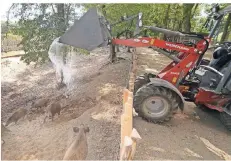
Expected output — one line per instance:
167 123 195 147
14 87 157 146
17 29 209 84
58 4 231 130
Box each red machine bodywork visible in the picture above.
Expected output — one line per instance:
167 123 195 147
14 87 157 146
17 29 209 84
195 88 230 112
113 36 226 112
113 37 208 87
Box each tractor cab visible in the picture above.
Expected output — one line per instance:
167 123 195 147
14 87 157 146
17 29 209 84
209 42 231 70
194 41 231 130
195 41 231 93
194 4 231 93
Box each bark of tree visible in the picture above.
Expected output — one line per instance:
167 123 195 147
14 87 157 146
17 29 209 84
182 4 194 33
163 4 171 28
220 13 231 43
116 33 120 52
56 4 66 86
56 4 66 32
110 44 116 62
226 24 231 40
163 4 171 40
191 4 199 18
65 4 71 27
178 20 183 31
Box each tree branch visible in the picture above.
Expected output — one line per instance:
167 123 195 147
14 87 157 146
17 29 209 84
5 4 15 38
191 4 199 18
51 4 56 14
65 4 71 27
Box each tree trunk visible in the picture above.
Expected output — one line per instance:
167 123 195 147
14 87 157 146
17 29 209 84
65 4 71 27
182 4 194 33
126 31 132 53
226 23 231 40
56 4 66 86
178 20 182 31
163 4 171 40
172 20 176 30
220 13 231 43
56 4 66 33
110 44 116 62
116 33 120 52
191 4 199 18
163 4 171 28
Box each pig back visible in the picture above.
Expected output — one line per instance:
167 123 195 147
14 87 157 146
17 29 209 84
6 109 27 125
63 130 88 160
50 103 61 114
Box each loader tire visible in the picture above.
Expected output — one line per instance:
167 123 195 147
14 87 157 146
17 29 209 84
220 112 231 131
134 73 156 94
134 84 180 123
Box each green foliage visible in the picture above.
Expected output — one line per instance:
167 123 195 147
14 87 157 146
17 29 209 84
9 3 82 65
1 21 8 35
9 3 231 65
83 4 208 36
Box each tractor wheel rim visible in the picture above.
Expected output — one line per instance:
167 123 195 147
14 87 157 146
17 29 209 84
142 96 169 117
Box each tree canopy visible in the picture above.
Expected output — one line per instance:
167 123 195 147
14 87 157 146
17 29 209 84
4 3 231 65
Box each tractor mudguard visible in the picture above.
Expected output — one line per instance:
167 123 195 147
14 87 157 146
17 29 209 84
149 78 185 111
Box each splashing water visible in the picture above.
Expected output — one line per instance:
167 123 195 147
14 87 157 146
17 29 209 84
48 37 72 87
48 37 110 95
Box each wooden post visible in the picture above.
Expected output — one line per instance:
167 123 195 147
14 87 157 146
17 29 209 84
120 136 133 160
121 113 132 147
128 128 142 160
123 89 130 105
121 90 133 147
128 50 137 92
120 128 141 160
120 48 140 160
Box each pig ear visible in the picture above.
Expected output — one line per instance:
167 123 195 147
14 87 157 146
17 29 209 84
84 127 90 133
73 127 79 133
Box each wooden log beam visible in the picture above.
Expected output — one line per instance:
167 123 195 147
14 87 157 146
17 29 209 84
120 136 133 161
128 128 142 160
120 48 140 160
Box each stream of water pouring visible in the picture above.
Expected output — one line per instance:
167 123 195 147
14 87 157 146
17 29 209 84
48 37 110 96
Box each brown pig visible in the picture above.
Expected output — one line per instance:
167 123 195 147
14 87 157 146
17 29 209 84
63 124 90 160
5 108 27 126
43 102 61 123
32 98 49 111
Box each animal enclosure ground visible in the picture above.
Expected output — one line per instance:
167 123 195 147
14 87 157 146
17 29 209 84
1 47 231 160
1 48 130 160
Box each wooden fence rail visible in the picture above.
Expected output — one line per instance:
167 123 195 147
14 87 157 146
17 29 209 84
120 49 141 160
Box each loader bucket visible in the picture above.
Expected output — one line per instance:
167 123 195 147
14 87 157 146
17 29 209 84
59 8 109 51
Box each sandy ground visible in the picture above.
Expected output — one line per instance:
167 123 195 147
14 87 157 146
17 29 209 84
1 48 130 160
133 48 231 160
1 47 231 160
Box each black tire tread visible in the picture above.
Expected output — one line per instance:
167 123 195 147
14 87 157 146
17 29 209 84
134 74 150 95
134 73 156 94
134 84 181 123
220 112 231 131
